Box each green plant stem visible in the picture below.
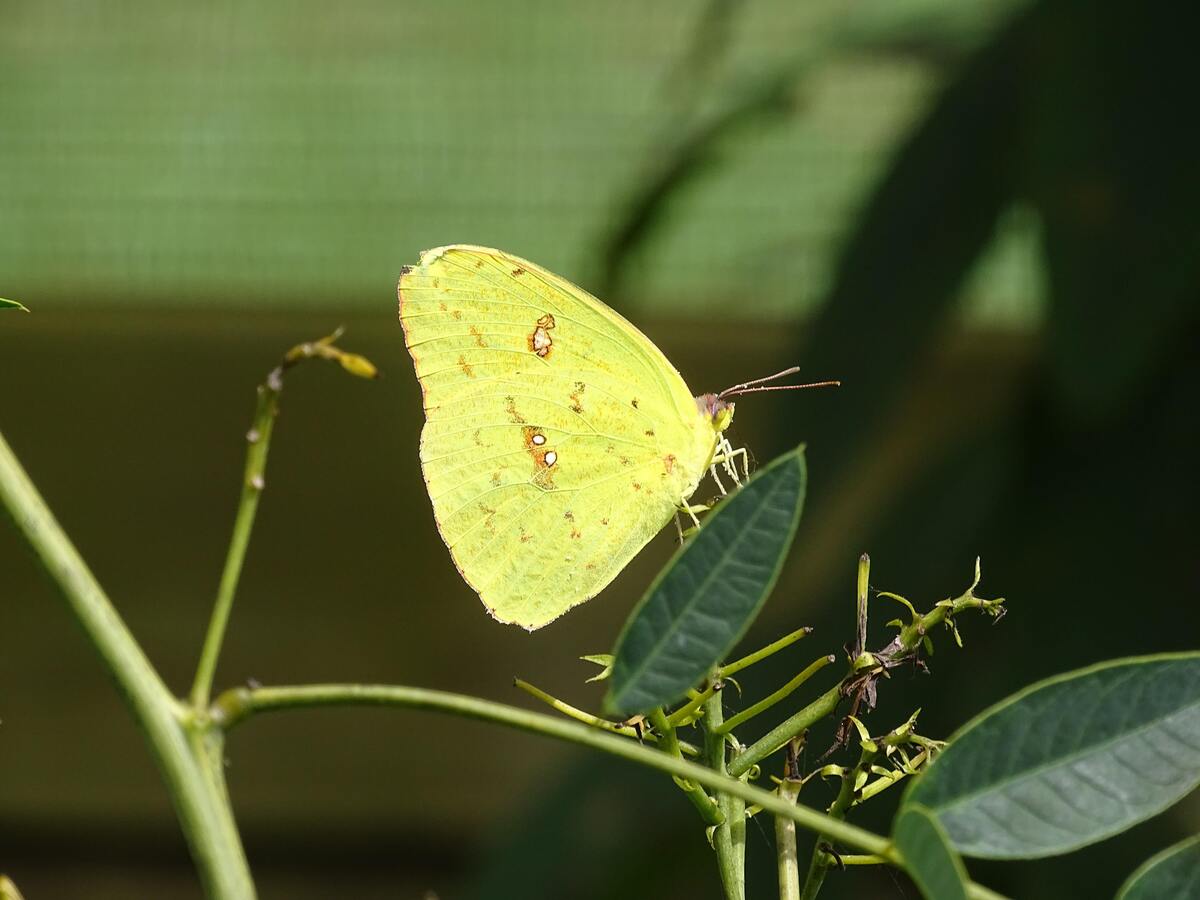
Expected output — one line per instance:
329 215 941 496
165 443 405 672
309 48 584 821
703 692 745 900
190 377 280 709
857 748 932 803
799 738 880 900
722 626 814 677
212 684 1010 899
648 708 723 826
668 681 718 726
730 685 842 778
515 678 699 757
212 682 894 857
0 430 254 899
715 655 835 735
776 778 803 900
731 575 1003 779
667 628 815 728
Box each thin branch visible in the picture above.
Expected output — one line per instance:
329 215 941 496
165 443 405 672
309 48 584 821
0 430 254 898
515 678 699 757
705 691 745 900
189 330 378 710
716 655 835 735
211 682 895 859
722 626 814 677
648 708 724 826
189 378 279 710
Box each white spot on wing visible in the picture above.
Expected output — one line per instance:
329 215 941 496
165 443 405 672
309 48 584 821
545 450 558 466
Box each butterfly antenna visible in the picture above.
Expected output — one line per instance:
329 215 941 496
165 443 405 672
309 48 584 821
718 366 840 400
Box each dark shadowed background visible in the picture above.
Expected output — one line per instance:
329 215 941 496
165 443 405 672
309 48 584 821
1 1 1197 897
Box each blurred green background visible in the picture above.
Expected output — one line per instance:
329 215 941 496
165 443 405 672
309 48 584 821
1 1 1196 898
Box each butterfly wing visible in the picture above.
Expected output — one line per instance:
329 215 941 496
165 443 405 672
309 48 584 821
398 245 715 629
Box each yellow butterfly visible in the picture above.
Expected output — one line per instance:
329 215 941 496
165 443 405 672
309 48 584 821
398 245 832 629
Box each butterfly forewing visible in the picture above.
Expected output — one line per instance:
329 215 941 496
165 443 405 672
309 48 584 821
399 245 715 629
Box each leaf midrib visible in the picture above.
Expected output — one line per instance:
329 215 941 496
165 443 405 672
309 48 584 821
929 693 1200 822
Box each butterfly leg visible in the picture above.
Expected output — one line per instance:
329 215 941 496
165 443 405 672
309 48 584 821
708 459 728 496
723 445 750 482
675 502 710 541
709 438 751 489
720 437 743 486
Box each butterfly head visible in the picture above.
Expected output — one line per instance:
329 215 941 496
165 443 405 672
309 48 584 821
701 367 840 436
696 393 735 434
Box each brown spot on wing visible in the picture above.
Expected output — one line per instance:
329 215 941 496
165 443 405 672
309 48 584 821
473 429 484 447
490 471 501 486
570 527 582 540
521 425 545 450
600 518 609 526
451 309 462 320
528 313 556 358
458 355 475 378
439 301 448 311
569 381 585 414
478 502 498 535
507 398 526 423
632 481 642 491
564 510 575 521
631 398 640 409
512 266 526 276
469 325 488 348
521 424 557 487
663 454 676 475
645 429 656 437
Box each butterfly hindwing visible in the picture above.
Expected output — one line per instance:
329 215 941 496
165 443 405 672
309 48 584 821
399 245 714 629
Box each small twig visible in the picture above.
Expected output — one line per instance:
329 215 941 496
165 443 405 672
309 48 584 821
648 709 724 826
723 626 815 677
730 561 1004 777
799 720 880 899
715 655 836 735
775 737 805 900
189 329 377 710
705 691 746 900
515 678 699 757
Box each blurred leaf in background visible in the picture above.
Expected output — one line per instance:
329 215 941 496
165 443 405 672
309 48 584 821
1 0 1197 898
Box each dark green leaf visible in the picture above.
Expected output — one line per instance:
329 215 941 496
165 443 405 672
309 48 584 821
605 446 807 716
893 804 970 900
0 298 28 312
1115 834 1200 900
904 653 1200 859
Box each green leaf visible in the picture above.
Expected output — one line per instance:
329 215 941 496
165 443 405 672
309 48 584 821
605 446 806 716
903 653 1200 859
0 298 28 312
1115 834 1200 900
580 654 614 683
893 804 970 900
